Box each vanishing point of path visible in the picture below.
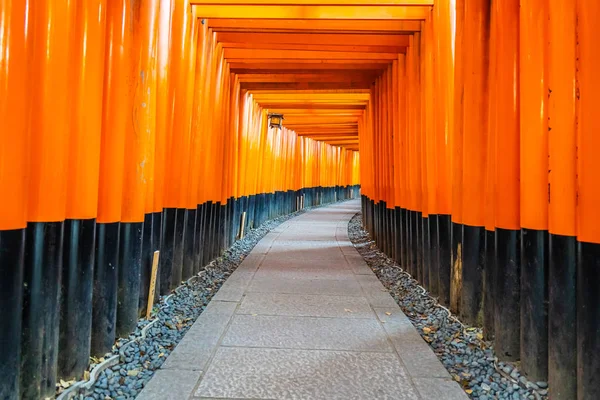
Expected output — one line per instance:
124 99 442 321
138 200 468 400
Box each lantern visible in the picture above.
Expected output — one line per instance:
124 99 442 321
268 113 284 129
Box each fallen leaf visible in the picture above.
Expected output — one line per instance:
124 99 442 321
423 336 433 343
476 333 483 340
83 370 90 381
385 312 391 316
59 379 70 388
158 352 164 358
423 327 432 334
344 309 353 313
465 389 473 395
127 369 140 377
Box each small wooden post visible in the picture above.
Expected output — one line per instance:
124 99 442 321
239 211 247 239
146 251 160 319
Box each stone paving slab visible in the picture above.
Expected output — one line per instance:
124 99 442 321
222 314 392 352
194 347 419 400
139 201 467 400
237 292 376 319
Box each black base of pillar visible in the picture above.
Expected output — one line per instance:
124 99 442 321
91 222 119 356
116 222 143 338
159 208 176 295
139 213 154 316
494 228 520 360
460 224 484 326
59 218 96 380
182 208 196 281
429 215 439 297
0 228 25 400
483 229 496 340
577 241 600 399
520 228 548 380
548 234 577 400
437 215 451 307
422 216 430 290
171 209 186 289
450 221 463 314
22 221 63 399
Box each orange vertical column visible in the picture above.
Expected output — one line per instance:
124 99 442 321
576 1 600 398
547 1 577 397
0 1 31 396
423 15 437 292
93 0 133 357
483 0 497 341
433 0 454 308
520 0 550 383
459 0 490 326
60 0 108 381
135 0 162 321
163 0 191 291
21 0 75 398
155 0 173 295
493 0 521 362
450 0 465 314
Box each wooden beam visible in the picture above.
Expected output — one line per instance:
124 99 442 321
220 42 405 53
192 1 433 5
229 63 390 70
217 32 410 47
207 19 422 32
224 48 399 60
237 73 376 83
193 5 431 20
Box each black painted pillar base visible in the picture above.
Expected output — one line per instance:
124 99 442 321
159 208 176 295
416 212 423 284
182 208 196 281
494 228 520 359
483 229 496 340
578 241 600 399
139 213 154 316
91 222 119 356
394 207 402 266
171 209 186 289
548 234 577 399
520 228 548 380
21 221 63 399
59 218 96 380
438 215 451 307
460 225 484 326
450 221 463 314
422 216 430 290
116 222 143 338
194 204 204 274
0 228 25 400
429 215 439 297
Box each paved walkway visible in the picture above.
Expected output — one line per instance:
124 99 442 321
138 200 468 400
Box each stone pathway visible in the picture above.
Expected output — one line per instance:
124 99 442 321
138 200 468 400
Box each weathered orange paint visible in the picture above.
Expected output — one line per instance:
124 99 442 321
461 0 489 228
66 0 108 221
494 0 520 231
97 0 133 224
548 0 576 237
0 0 31 230
27 0 76 223
520 0 548 231
576 0 600 244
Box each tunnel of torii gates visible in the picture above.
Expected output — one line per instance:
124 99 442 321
0 0 600 399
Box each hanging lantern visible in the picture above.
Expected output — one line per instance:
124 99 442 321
268 113 284 129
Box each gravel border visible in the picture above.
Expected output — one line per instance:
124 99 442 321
57 202 342 400
348 213 549 400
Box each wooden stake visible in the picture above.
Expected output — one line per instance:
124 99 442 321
146 251 160 319
239 211 247 239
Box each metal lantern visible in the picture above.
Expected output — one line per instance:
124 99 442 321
268 113 284 129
